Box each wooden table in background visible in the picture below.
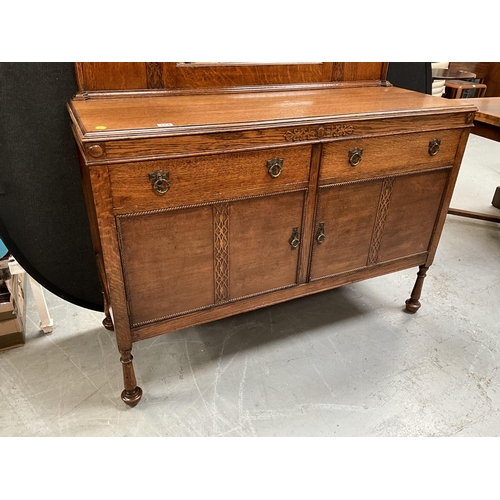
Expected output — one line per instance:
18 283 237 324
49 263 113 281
432 68 476 81
448 97 500 223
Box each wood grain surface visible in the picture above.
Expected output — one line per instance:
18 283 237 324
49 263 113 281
68 64 474 405
70 86 475 136
74 62 389 91
320 129 461 183
108 146 311 211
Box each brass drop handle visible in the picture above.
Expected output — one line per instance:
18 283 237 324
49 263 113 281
316 222 325 244
289 227 300 250
267 158 284 178
148 169 170 195
429 139 441 156
348 147 363 167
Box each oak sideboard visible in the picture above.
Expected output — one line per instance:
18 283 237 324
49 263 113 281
67 63 475 406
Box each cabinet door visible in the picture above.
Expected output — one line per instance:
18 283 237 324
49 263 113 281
116 190 306 326
117 205 215 327
309 179 384 280
228 191 306 300
309 168 450 281
376 168 449 262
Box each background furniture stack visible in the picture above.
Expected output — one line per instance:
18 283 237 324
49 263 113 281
431 62 449 97
444 62 490 99
0 237 53 349
431 62 500 99
448 96 500 223
0 253 27 351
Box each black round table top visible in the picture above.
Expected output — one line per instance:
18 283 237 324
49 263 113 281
0 63 103 312
432 68 476 80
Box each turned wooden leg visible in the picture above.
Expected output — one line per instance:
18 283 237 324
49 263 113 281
102 292 114 331
95 253 115 331
120 348 143 407
102 314 114 331
492 186 500 209
405 265 429 313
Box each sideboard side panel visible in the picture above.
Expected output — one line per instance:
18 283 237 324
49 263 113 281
425 127 472 266
88 167 133 348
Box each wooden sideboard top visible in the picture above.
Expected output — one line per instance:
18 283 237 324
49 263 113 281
460 97 500 127
69 86 476 141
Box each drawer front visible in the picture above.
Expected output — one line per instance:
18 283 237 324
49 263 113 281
108 145 311 210
320 129 461 183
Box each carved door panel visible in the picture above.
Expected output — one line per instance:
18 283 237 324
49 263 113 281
309 168 450 281
116 190 307 326
375 169 450 263
227 191 306 300
116 205 215 327
309 179 384 280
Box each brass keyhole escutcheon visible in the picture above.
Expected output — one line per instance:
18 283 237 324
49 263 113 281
267 158 284 178
429 139 441 156
289 227 300 250
348 147 363 167
148 170 170 195
316 222 325 244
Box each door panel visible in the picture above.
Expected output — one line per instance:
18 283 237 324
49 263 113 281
229 191 305 299
377 169 449 262
309 180 383 280
117 206 215 326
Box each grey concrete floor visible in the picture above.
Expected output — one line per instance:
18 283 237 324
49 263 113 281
1 134 499 437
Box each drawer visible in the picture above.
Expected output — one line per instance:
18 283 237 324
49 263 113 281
320 129 462 184
108 145 312 210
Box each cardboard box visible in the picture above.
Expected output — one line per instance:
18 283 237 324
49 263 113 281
0 317 24 350
0 272 26 351
0 300 15 322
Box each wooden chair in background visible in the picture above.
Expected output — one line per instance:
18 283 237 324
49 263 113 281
444 80 487 99
445 62 490 99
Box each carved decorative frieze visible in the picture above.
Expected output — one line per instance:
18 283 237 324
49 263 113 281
283 124 354 142
367 177 395 266
213 203 230 303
